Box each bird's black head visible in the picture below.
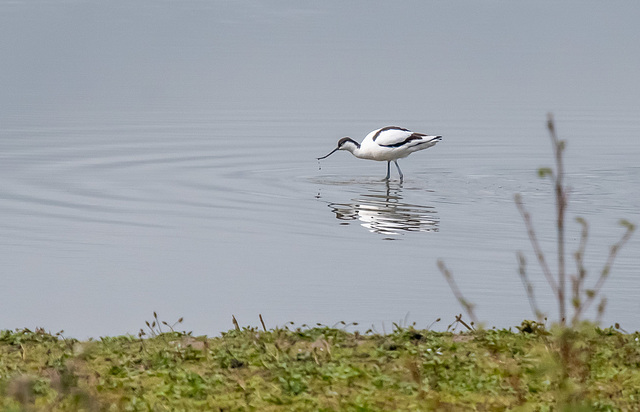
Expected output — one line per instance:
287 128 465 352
317 137 360 160
337 137 360 149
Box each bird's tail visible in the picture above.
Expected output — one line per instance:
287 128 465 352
414 135 442 147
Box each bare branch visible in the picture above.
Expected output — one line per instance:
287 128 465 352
547 113 568 325
259 314 267 332
580 222 635 316
437 259 479 325
596 297 607 325
514 194 559 294
455 314 474 331
517 251 544 322
570 217 589 324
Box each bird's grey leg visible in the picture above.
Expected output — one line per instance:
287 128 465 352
394 160 403 181
384 161 391 180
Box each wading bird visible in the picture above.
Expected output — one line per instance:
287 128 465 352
317 126 442 181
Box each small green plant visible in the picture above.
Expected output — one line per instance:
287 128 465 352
138 311 186 338
437 114 636 407
515 113 635 326
438 113 635 327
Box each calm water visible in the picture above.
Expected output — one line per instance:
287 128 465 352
1 2 639 337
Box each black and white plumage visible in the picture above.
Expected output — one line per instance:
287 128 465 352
317 126 442 181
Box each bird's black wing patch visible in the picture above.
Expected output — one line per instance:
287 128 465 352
379 132 425 148
371 126 411 142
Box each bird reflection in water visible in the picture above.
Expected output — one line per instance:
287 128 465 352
326 181 438 236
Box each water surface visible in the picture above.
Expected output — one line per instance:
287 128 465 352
1 1 639 337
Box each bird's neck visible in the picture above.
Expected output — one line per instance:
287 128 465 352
347 146 360 155
343 140 361 156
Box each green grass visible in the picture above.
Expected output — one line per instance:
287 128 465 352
2 321 640 411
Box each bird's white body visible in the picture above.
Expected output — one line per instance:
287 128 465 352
318 126 442 180
351 126 441 161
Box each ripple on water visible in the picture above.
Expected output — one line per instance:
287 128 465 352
0 119 329 247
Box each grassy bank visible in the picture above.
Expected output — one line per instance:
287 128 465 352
2 321 640 411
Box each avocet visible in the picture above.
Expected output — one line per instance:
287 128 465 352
317 126 442 181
